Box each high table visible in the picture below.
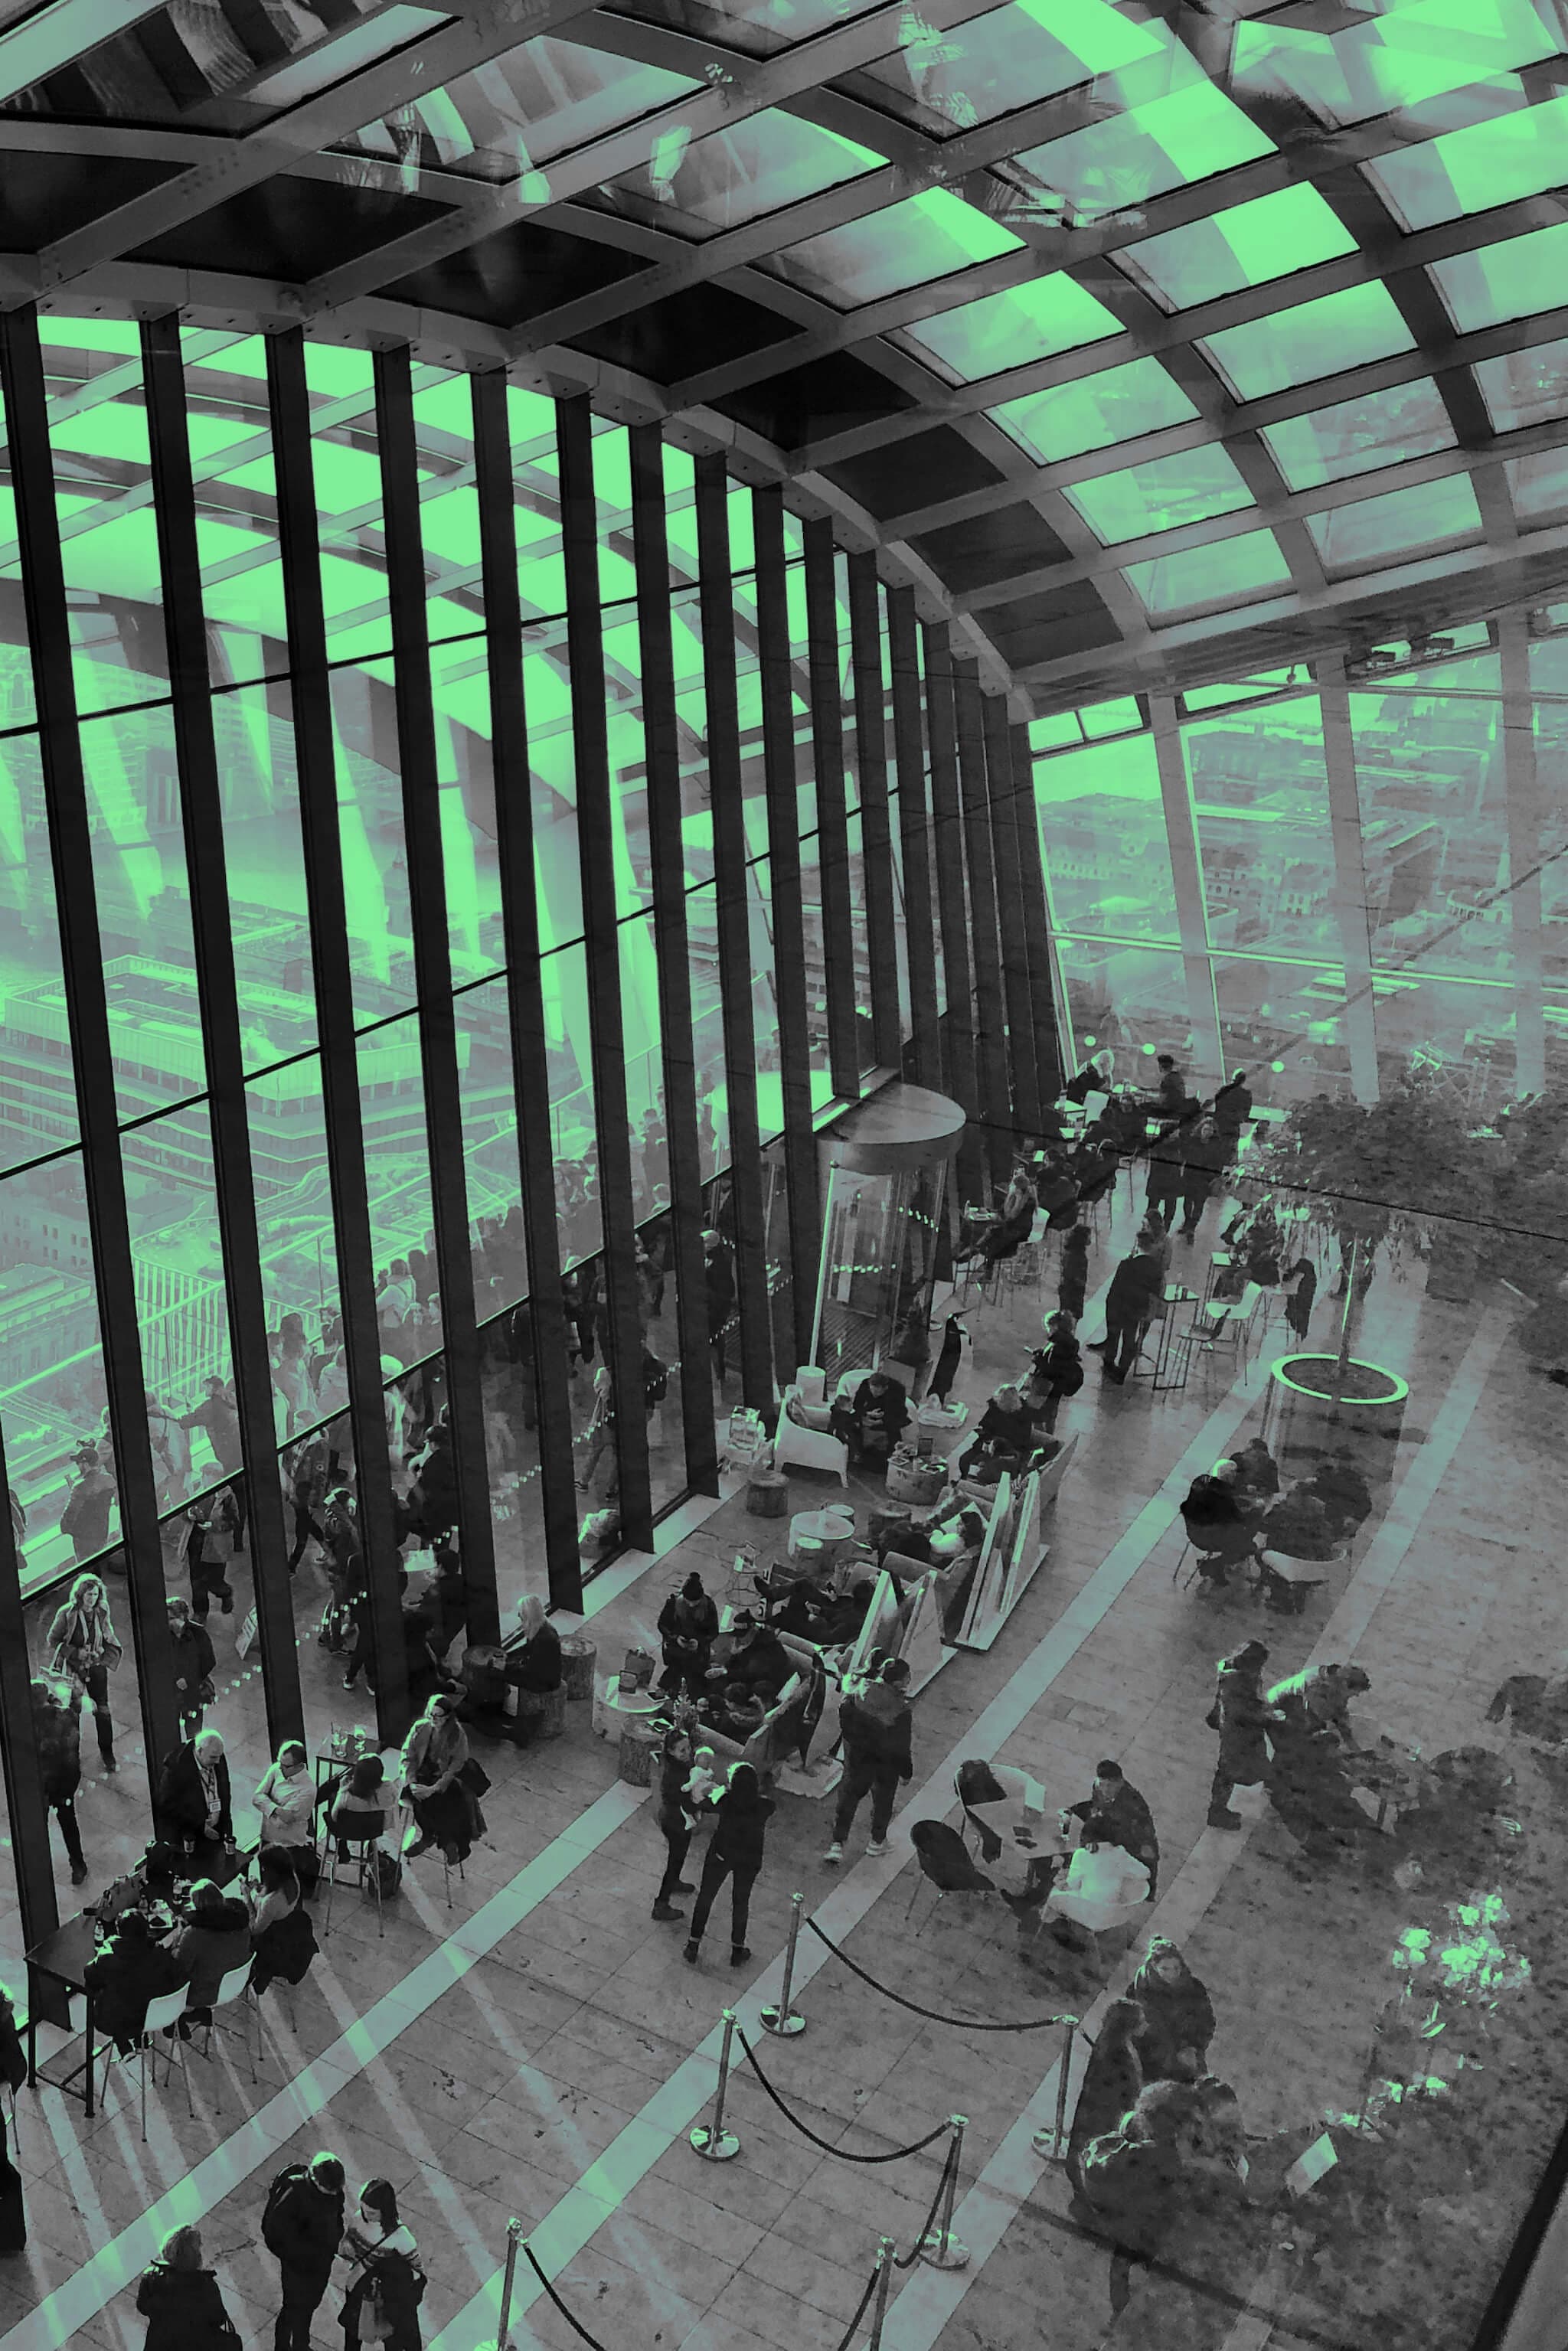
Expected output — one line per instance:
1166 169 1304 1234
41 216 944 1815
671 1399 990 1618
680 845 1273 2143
25 1914 101 2114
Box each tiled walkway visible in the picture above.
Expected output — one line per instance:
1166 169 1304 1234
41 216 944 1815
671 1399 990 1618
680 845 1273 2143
1 1172 1553 2351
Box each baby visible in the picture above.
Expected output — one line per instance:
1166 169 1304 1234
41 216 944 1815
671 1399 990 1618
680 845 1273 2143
683 1745 721 1810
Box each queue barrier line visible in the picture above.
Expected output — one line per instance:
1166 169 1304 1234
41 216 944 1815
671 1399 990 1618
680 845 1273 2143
735 2024 952 2164
804 1915 1079 2034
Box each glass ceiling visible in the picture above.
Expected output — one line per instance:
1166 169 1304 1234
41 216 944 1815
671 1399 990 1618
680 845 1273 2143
7 0 1568 698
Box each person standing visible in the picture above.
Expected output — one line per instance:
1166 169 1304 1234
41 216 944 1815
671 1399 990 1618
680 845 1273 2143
60 1445 114 1564
702 1229 735 1383
1026 1311 1084 1435
1207 1641 1280 1830
651 1710 698 1924
178 1375 245 1536
1057 1226 1089 1324
1099 1241 1162 1385
136 2225 234 2347
155 1729 234 1871
1211 1069 1253 1143
684 1762 774 1967
339 2178 423 2351
1281 1256 1317 1344
182 1500 234 1622
1176 1117 1227 1241
263 2149 345 2351
256 1740 316 1851
167 1595 216 1743
823 1657 913 1864
1064 1997 1145 2199
46 1572 121 1771
31 1677 87 1886
658 1573 719 1700
1126 1941 1216 2083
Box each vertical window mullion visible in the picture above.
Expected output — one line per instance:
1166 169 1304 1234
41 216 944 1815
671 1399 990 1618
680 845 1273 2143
848 553 900 1071
471 370 582 1610
804 519 860 1102
981 687 1041 1135
1499 611 1547 1102
755 487 822 1373
629 423 719 1500
1315 657 1384 1108
557 397 653 1549
953 656 1011 1175
695 457 773 1412
0 305 180 1802
141 312 303 1751
266 329 408 1740
922 623 982 1200
374 344 500 1644
1150 694 1224 1088
890 588 939 1088
1008 717 1063 1104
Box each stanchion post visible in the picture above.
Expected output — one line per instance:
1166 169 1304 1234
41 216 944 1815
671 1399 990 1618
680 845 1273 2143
918 2115 969 2270
863 2236 895 2351
691 2008 742 2161
760 1892 807 2036
1031 2019 1078 2161
481 2216 524 2351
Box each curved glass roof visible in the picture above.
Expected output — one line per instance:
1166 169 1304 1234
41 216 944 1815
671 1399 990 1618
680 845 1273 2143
5 0 1568 704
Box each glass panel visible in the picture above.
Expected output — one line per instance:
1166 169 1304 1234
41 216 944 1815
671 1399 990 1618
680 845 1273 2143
991 356 1197 462
618 913 684 1517
1373 969 1515 1105
1507 446 1568 520
687 881 729 1184
423 638 505 981
0 732 75 1170
1474 335 1568 431
1260 380 1456 491
1065 444 1254 543
1214 957 1354 1101
526 636 583 952
746 857 785 1141
1350 671 1511 977
859 0 1155 131
1429 221 1568 331
121 1101 237 1507
358 1014 442 1365
544 944 603 1270
1116 183 1358 311
336 38 697 181
1080 696 1143 740
1056 936 1194 1073
782 557 818 839
487 1301 547 1634
671 585 715 888
328 667 418 1025
597 109 884 240
1187 701 1344 959
1122 530 1292 615
1304 475 1482 570
407 374 487 652
41 319 169 713
1008 78 1272 225
308 344 392 668
1233 0 1562 129
799 828 831 1095
0 1155 111 1578
626 0 887 55
768 190 1021 308
180 331 288 691
1363 91 1568 230
247 1059 341 1445
453 978 527 1317
220 679 320 1073
1197 282 1416 400
897 271 1120 382
1034 734 1180 941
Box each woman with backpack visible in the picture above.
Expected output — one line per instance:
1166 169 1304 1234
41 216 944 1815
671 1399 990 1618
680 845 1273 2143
340 2178 424 2349
46 1572 122 1772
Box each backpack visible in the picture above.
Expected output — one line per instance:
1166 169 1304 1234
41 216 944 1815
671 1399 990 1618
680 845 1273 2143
372 1850 403 1899
261 2166 307 2255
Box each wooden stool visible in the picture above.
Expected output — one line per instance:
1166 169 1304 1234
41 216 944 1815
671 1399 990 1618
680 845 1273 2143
514 1683 569 1740
559 1635 596 1701
746 1468 789 1520
618 1718 661 1788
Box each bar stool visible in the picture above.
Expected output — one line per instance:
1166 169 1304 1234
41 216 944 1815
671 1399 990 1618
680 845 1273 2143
322 1812 387 1939
102 1988 194 2140
189 1961 259 2085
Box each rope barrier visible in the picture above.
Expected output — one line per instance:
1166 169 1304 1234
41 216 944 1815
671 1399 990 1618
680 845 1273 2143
828 2256 883 2351
735 2026 952 2163
520 2241 611 2351
805 1918 1079 2033
893 2131 961 2270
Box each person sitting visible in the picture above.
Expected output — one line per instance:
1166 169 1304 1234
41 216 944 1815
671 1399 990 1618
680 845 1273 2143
328 1755 387 1864
247 1850 316 1997
831 1370 910 1470
1180 1471 1263 1585
658 1573 719 1699
1230 1436 1279 1505
782 1574 875 1649
1298 1449 1374 1540
155 1729 234 1871
704 1683 767 1746
502 1592 563 1743
1040 1836 1151 1959
1066 1762 1161 1897
168 1877 252 2030
958 1383 1043 1478
1035 1154 1080 1228
1487 1659 1568 1744
400 1691 475 1865
84 1911 187 2055
888 1504 988 1575
705 1609 791 1705
956 1761 1060 1906
1259 1483 1338 1560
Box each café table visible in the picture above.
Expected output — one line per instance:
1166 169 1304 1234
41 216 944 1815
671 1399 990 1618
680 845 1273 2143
25 1913 101 2114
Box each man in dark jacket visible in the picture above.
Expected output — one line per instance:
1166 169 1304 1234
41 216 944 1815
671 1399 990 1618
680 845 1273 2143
703 1229 735 1381
831 1370 911 1468
1100 1242 1164 1383
1211 1069 1253 1141
708 1610 791 1705
155 1729 234 1864
1208 1641 1281 1829
263 2150 347 2351
84 1912 187 2055
31 1677 88 1885
824 1657 913 1863
1067 1761 1161 1896
167 1596 216 1742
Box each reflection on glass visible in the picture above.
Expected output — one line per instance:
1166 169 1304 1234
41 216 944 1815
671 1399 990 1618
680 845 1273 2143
1430 221 1568 332
992 356 1197 463
358 1016 442 1366
1507 448 1568 522
181 332 289 691
455 978 527 1318
1233 0 1559 129
1214 957 1351 1101
1305 477 1481 572
897 270 1120 383
0 1155 113 1577
1065 445 1253 544
1122 530 1292 616
1349 665 1512 978
1260 380 1456 491
1474 336 1568 433
861 0 1158 132
544 943 603 1269
120 1100 237 1506
1056 936 1194 1072
1187 703 1342 960
328 666 417 1024
247 1060 342 1444
769 190 1020 308
598 109 884 240
1372 968 1517 1102
308 344 392 668
1008 77 1272 224
0 733 75 1169
1364 91 1568 230
1116 183 1357 311
1197 282 1415 401
41 318 169 714
220 680 320 1072
1036 734 1179 942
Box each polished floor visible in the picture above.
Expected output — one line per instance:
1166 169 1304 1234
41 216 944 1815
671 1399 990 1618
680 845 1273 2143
1 1161 1557 2351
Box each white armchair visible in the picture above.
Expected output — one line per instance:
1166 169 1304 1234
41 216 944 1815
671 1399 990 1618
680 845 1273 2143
773 1368 848 1486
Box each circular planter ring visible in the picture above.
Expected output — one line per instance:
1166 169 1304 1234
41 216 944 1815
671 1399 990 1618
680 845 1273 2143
1264 1353 1409 1484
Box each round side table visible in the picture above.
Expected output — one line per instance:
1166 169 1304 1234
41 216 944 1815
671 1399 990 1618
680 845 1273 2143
592 1677 665 1747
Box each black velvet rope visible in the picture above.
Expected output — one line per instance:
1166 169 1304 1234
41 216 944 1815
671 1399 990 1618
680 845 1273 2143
893 2131 962 2271
736 2026 952 2163
828 2257 883 2351
521 2242 611 2351
805 1916 1079 2032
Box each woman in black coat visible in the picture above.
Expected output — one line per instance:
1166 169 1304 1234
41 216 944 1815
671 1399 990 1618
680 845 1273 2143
658 1574 719 1699
1126 1940 1216 2084
683 1762 773 1967
136 2225 234 2348
1067 1998 1145 2199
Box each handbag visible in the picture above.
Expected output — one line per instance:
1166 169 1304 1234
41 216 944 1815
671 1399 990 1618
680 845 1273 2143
457 1758 491 1798
197 1675 217 1706
356 2272 393 2346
